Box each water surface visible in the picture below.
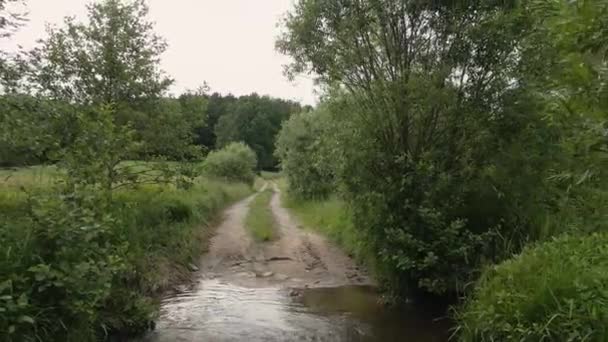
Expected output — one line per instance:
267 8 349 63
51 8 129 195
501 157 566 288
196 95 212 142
142 279 450 342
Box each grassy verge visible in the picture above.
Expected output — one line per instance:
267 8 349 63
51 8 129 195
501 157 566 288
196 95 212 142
253 177 267 191
0 165 59 189
278 179 374 270
245 188 278 242
456 233 608 341
0 167 252 341
260 170 281 180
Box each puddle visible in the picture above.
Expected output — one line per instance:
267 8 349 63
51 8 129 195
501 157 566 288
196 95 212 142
140 279 450 342
297 285 450 341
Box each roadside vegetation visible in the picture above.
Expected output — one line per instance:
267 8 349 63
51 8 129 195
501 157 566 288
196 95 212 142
276 0 608 339
2 0 607 340
0 0 287 340
0 164 252 340
202 142 258 185
245 188 278 242
281 193 371 267
456 232 608 341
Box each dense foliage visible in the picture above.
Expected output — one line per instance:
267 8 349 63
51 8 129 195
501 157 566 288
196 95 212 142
278 0 556 296
277 0 608 339
215 93 302 170
457 233 608 341
275 107 336 199
0 0 269 340
202 142 257 185
2 0 299 167
0 175 251 341
453 1 608 340
2 0 606 339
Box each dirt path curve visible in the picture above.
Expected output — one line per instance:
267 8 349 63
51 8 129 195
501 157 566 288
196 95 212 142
199 182 371 289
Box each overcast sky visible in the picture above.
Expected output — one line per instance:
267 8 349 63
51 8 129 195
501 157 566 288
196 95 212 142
6 0 317 105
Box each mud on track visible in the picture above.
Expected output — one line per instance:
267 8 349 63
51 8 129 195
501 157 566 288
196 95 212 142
143 183 451 342
198 182 371 288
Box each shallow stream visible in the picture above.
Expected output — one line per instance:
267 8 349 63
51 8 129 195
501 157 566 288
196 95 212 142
141 279 450 342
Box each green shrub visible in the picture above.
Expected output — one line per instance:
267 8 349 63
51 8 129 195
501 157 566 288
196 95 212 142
275 108 335 200
0 194 126 341
202 142 257 184
0 176 252 341
277 0 568 299
456 233 608 341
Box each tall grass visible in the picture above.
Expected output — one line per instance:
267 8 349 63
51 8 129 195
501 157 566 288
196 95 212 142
278 179 375 271
0 166 252 341
245 188 277 242
0 165 59 189
260 171 281 180
456 233 608 341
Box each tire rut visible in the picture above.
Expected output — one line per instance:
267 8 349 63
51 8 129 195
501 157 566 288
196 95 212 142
198 181 371 288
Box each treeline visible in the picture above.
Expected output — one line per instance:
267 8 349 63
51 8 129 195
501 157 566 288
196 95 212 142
1 92 301 169
276 0 607 340
1 0 300 169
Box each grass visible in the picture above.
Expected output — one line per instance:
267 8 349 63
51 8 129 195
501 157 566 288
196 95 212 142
260 170 281 180
0 164 253 340
0 165 60 189
278 178 374 269
456 232 608 341
245 188 278 242
253 177 267 191
0 161 188 190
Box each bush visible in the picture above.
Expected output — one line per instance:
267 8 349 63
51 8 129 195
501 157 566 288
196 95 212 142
277 0 565 299
0 194 127 341
202 142 257 184
275 108 336 200
292 94 554 298
456 233 608 341
0 175 252 341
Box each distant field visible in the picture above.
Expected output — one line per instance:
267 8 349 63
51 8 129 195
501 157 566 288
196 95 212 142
0 165 60 189
0 161 197 190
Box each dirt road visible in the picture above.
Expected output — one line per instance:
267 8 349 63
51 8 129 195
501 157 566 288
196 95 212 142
198 182 371 288
146 182 451 342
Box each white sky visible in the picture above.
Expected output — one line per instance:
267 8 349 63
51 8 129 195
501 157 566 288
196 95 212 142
5 0 318 105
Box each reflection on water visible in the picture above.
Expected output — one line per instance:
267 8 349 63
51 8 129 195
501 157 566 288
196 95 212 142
141 279 450 342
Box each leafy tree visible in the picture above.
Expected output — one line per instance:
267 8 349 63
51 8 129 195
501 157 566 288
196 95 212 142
215 93 300 170
27 0 204 162
197 92 237 150
202 142 257 184
179 86 210 150
518 0 608 235
30 0 171 105
275 106 336 199
278 0 556 296
0 94 79 167
0 0 28 91
134 97 204 160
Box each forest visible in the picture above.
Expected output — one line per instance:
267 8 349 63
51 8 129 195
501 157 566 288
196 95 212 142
1 0 607 341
